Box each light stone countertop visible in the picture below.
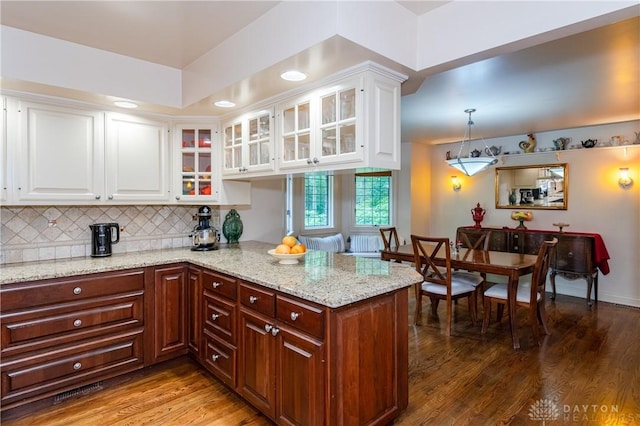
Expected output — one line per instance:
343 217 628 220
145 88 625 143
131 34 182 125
0 241 422 308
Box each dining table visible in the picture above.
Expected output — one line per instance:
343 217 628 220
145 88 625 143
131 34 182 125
381 244 539 349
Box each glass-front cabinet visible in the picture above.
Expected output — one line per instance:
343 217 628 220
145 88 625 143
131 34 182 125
175 125 215 201
222 108 274 177
320 87 357 158
277 79 363 171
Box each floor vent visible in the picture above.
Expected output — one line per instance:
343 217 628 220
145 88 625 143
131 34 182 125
53 382 103 404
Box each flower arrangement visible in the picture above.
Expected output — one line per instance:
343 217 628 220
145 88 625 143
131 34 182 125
511 211 533 229
511 211 533 221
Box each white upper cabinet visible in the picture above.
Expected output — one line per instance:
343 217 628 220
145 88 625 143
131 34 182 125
1 97 8 203
105 113 170 203
175 123 251 205
12 99 105 204
275 64 406 174
277 79 362 171
222 108 275 177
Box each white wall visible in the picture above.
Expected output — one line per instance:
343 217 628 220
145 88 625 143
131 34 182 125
221 178 286 246
407 120 639 307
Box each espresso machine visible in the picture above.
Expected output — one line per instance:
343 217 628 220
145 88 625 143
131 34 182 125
190 206 219 251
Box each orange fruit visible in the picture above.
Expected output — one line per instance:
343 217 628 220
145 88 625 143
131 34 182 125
282 236 297 248
275 244 291 254
298 243 306 252
290 244 304 254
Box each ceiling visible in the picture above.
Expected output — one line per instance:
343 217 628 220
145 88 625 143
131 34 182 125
1 1 638 145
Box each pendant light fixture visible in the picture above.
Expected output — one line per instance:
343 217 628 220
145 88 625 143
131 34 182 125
446 108 498 176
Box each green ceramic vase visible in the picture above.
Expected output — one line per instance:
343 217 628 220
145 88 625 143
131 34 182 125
222 209 243 244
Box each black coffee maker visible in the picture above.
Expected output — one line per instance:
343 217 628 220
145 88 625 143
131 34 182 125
89 223 120 257
191 206 219 251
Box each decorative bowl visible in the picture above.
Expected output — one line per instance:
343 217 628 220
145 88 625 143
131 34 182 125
267 249 306 264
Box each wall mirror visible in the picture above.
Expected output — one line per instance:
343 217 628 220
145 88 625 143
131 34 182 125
495 163 568 210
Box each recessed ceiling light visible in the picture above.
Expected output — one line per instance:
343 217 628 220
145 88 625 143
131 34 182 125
280 70 307 82
214 100 236 108
114 101 138 109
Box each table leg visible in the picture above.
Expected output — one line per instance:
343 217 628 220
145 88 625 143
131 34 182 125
508 273 520 349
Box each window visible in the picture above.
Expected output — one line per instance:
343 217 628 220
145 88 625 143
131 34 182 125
354 171 391 226
304 173 333 228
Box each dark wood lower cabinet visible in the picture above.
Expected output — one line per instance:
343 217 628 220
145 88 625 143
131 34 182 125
0 269 147 411
152 265 188 363
186 267 202 358
2 264 410 425
277 324 325 426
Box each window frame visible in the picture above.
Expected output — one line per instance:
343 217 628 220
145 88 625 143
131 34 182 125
350 170 395 232
303 172 334 231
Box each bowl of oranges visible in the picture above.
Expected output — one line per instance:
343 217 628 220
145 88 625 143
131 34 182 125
268 236 307 264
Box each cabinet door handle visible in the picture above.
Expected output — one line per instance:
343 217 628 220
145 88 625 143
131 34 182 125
73 287 82 295
312 157 319 164
108 195 114 200
212 281 221 288
264 324 273 333
211 354 219 362
290 312 300 321
175 195 180 200
271 327 279 337
95 195 101 200
307 158 313 165
73 362 82 370
211 313 219 321
568 251 574 258
73 319 82 327
249 295 257 304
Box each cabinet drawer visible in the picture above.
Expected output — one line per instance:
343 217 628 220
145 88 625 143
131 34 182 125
0 329 144 407
239 282 275 317
0 269 145 311
1 293 143 356
203 292 236 344
276 295 325 340
202 332 236 389
202 270 237 301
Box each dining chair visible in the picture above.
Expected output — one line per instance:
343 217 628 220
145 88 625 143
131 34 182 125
481 238 558 346
455 229 492 302
379 227 400 251
411 235 479 336
457 228 491 251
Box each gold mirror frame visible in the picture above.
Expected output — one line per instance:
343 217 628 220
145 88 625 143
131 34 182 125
495 163 568 210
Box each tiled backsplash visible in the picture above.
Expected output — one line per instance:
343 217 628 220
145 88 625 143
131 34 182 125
0 205 220 264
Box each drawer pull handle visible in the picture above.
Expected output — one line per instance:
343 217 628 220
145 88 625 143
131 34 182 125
290 312 300 321
73 319 82 327
271 327 279 337
212 281 221 288
249 295 257 304
73 362 82 370
264 324 273 333
73 287 82 295
211 314 219 321
568 251 573 258
211 354 219 362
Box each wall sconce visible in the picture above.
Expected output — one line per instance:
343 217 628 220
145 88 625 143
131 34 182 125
451 176 462 192
618 168 633 189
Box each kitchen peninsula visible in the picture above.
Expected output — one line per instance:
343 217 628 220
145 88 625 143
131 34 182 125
0 242 421 425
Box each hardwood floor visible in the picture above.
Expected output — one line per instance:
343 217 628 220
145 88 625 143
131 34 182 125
2 294 639 425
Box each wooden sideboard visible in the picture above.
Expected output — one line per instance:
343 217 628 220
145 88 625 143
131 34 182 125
456 227 608 306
